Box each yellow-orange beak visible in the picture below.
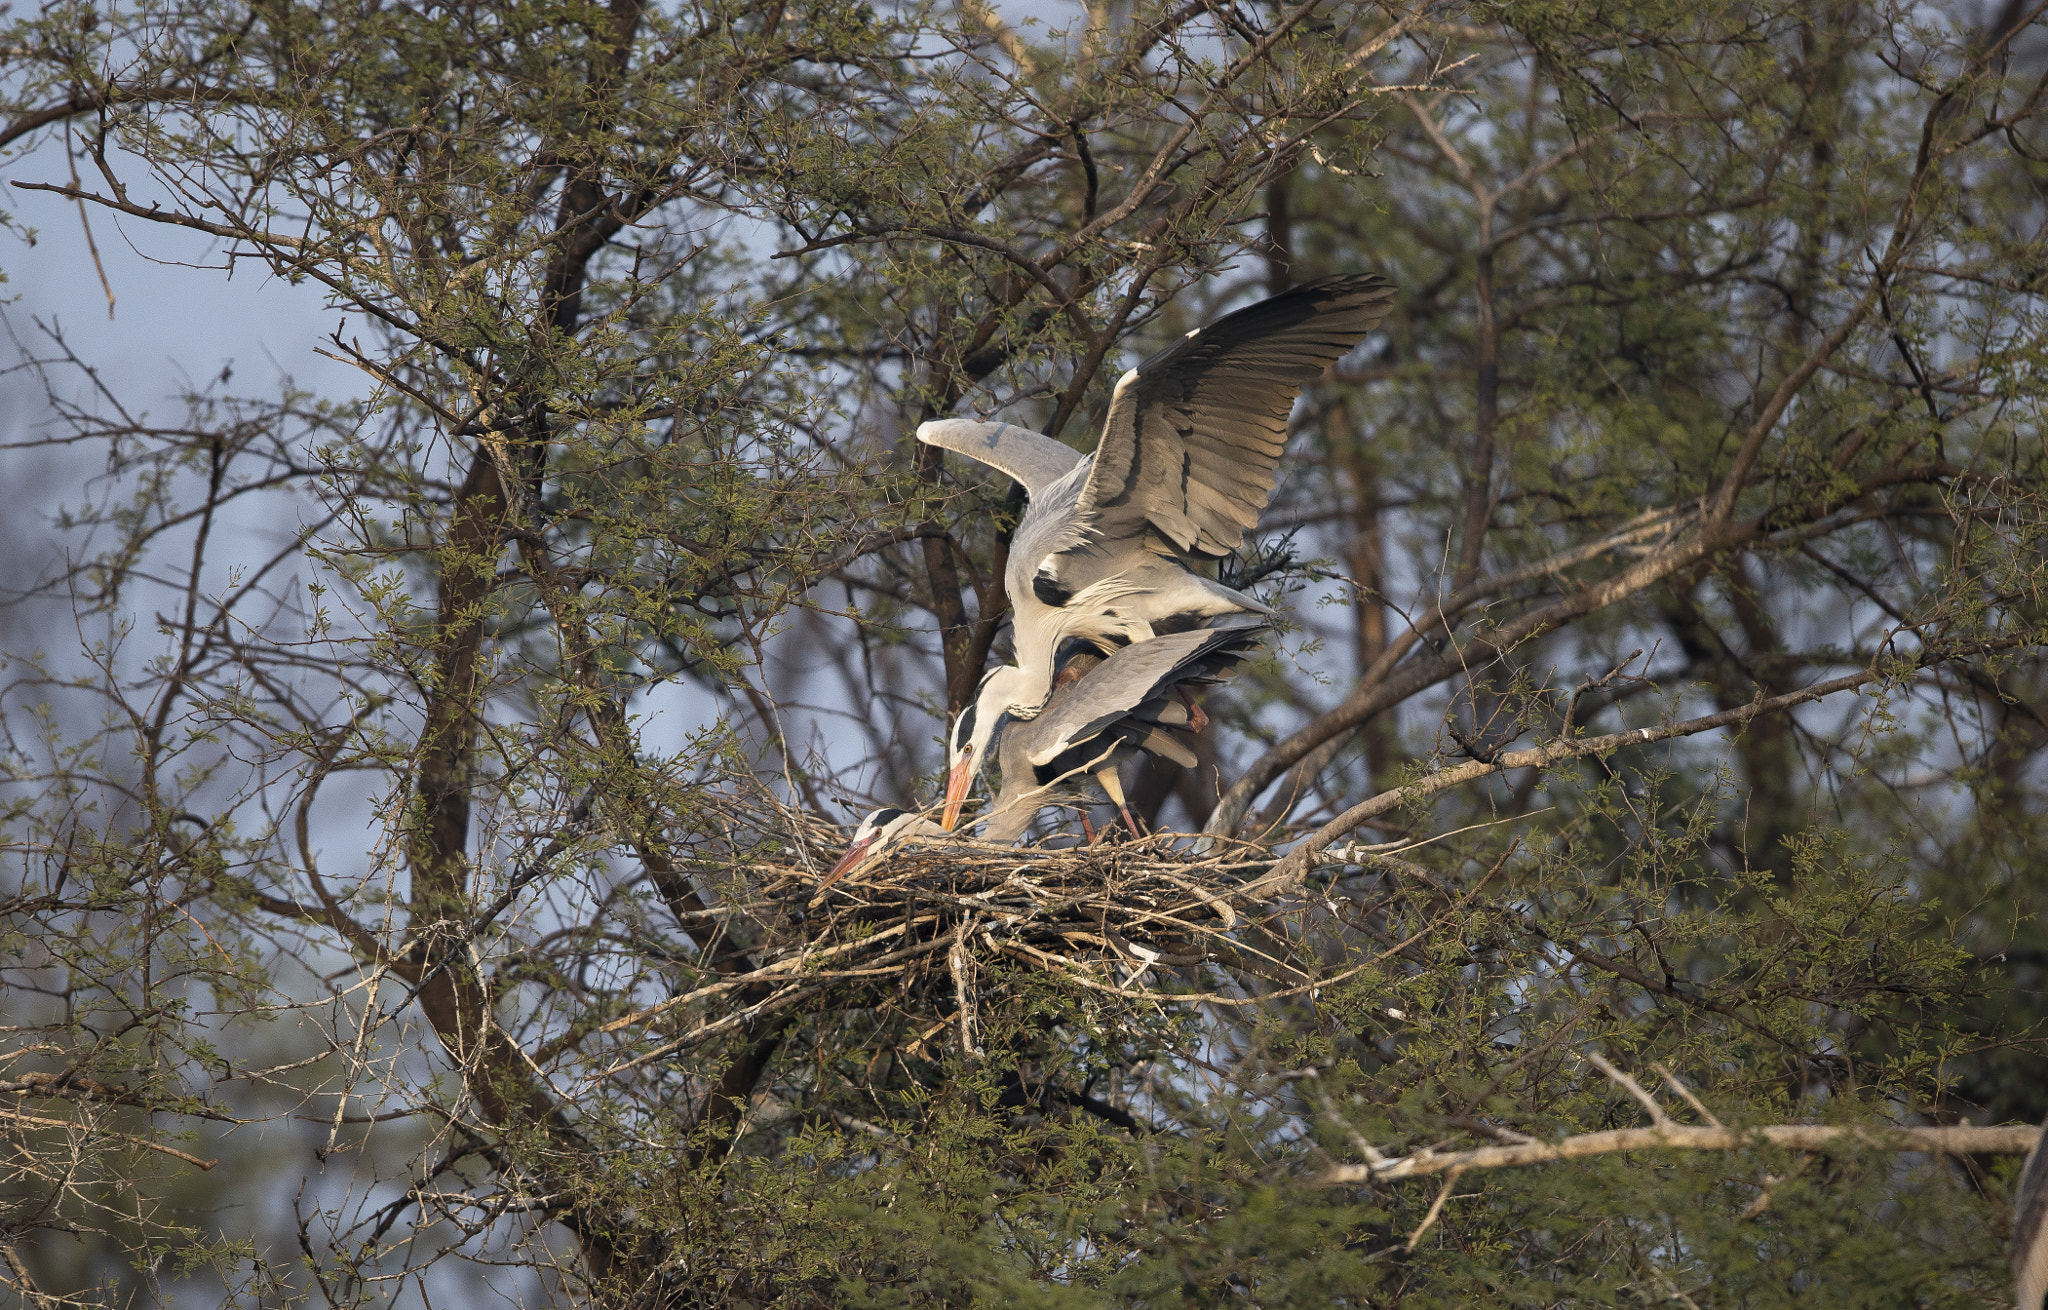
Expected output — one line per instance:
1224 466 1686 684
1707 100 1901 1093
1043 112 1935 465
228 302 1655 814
819 835 874 893
941 751 975 831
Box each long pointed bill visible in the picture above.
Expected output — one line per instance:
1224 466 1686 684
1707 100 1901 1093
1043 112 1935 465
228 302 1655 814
819 836 874 892
941 751 975 831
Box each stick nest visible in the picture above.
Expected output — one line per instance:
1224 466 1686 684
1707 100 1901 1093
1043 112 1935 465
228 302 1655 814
665 808 1286 1061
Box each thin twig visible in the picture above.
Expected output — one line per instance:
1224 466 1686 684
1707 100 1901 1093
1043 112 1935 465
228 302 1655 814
1585 1052 1670 1127
1406 1166 1465 1249
0 1107 215 1171
950 918 980 1057
1652 1061 1724 1130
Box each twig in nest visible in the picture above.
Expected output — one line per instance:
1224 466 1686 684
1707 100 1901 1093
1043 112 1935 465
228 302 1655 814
949 919 980 1058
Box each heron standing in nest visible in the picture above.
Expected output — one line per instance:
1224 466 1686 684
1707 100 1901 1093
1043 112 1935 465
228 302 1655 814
918 274 1393 744
964 623 1267 841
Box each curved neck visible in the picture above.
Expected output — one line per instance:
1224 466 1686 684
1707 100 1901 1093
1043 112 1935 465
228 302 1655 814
984 664 1047 722
1005 594 1060 692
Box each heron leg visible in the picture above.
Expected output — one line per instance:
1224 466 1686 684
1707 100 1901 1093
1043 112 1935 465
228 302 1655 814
1177 687 1209 733
1097 767 1143 838
1080 812 1098 845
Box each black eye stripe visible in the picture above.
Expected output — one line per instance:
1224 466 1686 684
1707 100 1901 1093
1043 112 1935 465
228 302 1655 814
953 702 979 752
872 807 905 828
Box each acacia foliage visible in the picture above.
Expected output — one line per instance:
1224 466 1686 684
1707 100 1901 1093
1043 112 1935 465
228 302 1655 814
0 0 2042 1304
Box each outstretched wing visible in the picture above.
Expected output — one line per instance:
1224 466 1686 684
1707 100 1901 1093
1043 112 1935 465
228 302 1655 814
1068 274 1395 559
1024 625 1265 768
916 419 1086 497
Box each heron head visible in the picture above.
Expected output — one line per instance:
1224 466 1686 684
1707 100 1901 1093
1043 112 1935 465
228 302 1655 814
942 666 1035 829
822 807 945 891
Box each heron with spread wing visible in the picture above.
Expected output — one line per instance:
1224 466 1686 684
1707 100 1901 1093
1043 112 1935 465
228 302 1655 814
919 274 1394 824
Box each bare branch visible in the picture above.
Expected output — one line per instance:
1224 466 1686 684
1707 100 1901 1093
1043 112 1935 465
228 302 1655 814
1255 639 2035 892
1316 1123 2041 1185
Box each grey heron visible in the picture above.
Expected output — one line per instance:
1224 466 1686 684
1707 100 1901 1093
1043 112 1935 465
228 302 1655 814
957 623 1268 839
918 274 1394 730
818 807 949 893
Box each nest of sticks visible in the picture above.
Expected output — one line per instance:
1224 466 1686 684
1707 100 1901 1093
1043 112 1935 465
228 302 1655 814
673 803 1298 1059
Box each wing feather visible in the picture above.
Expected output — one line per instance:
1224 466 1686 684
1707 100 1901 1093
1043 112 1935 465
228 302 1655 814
1024 626 1265 767
1067 275 1395 556
1128 724 1198 768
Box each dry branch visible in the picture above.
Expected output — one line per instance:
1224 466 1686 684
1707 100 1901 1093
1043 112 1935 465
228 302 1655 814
1257 636 2035 892
1315 1056 2039 1187
2016 1120 2048 1310
0 1107 216 1171
1313 1122 2041 1185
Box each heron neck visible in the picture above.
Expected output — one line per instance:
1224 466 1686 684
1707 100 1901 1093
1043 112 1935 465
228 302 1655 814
1011 629 1059 710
